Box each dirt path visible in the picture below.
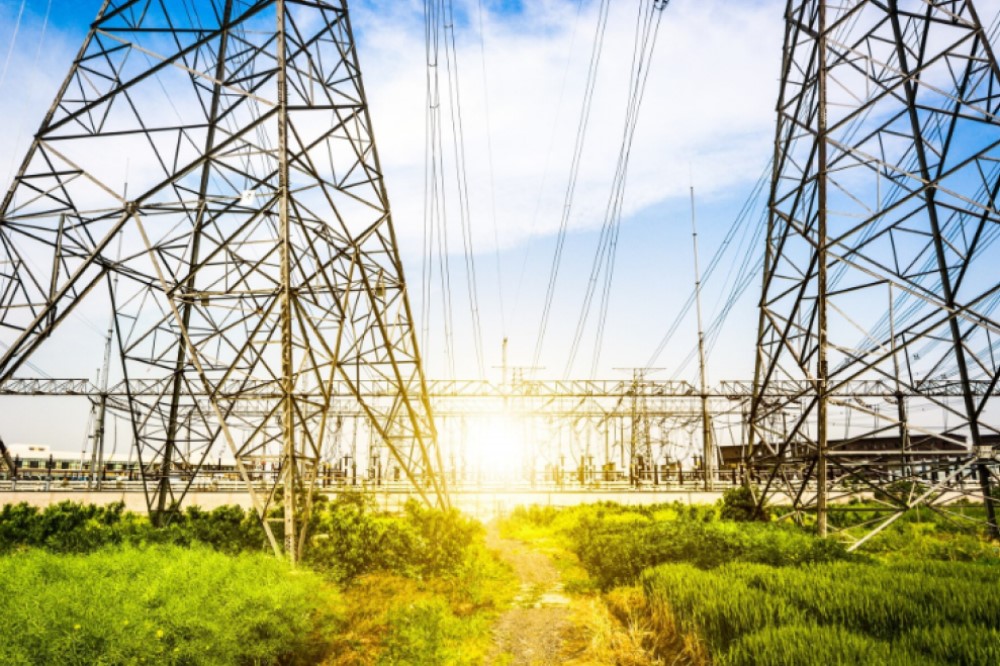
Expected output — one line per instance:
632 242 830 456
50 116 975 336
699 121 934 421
484 523 584 665
484 522 666 666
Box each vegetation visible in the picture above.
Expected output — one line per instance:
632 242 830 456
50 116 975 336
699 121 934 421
0 545 338 665
0 501 268 555
315 495 515 664
501 499 1000 665
504 501 854 589
643 560 1000 665
4 495 998 664
304 492 481 583
0 497 511 665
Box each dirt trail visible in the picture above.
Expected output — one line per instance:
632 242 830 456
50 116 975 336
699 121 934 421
484 522 665 666
484 523 583 665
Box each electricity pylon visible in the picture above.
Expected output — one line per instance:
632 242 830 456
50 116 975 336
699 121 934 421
751 0 1000 545
0 0 447 562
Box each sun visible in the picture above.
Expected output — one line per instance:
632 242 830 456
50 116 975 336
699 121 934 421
464 413 533 485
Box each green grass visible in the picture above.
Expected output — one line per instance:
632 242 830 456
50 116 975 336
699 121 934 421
0 545 341 665
641 559 1000 665
0 496 511 665
502 501 855 589
503 500 1000 665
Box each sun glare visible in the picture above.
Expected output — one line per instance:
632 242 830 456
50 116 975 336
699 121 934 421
463 413 533 486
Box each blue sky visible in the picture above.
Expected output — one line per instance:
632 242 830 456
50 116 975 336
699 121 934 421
3 0 999 454
0 0 834 447
0 0 783 384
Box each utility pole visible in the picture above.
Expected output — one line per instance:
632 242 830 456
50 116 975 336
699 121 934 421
689 186 713 491
815 0 830 537
90 236 121 491
275 0 298 565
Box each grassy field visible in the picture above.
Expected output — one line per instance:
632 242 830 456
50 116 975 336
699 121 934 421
0 496 514 665
500 495 1000 665
1 492 997 664
0 545 339 665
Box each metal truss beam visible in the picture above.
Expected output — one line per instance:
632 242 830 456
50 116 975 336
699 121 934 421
5 377 998 399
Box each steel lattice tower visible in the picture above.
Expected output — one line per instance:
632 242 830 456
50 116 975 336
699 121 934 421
0 0 446 561
751 0 1000 544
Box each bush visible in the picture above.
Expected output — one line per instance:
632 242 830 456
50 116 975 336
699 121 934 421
0 545 340 665
305 493 420 582
720 485 769 522
304 495 481 583
0 501 269 555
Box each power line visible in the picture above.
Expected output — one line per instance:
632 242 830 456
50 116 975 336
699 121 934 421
590 0 667 377
475 0 507 340
442 0 486 378
564 0 669 378
531 0 611 371
511 0 587 320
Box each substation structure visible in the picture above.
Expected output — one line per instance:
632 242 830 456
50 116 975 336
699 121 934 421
3 377 997 509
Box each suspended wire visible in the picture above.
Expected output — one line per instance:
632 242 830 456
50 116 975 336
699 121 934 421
531 0 611 371
652 168 768 378
590 0 668 376
2 0 51 187
442 0 486 378
564 0 669 378
475 0 507 340
422 0 457 377
0 0 26 93
511 0 587 320
420 0 438 356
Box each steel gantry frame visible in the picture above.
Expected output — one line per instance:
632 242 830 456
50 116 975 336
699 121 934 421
4 375 997 491
0 0 445 562
752 0 1000 544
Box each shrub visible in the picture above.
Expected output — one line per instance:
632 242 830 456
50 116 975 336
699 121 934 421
720 485 769 522
305 493 420 582
304 495 481 583
403 500 482 577
0 501 269 555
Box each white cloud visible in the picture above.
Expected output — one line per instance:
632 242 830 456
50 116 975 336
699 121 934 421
0 0 788 386
0 0 785 254
352 0 784 255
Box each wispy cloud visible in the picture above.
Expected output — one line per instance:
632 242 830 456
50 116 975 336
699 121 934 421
0 0 784 252
351 0 784 255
